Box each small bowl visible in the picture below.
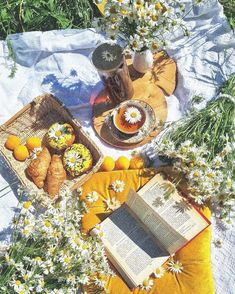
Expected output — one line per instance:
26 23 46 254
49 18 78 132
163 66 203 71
112 101 147 135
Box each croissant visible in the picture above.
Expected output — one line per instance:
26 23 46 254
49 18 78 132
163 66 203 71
47 155 66 198
27 147 51 188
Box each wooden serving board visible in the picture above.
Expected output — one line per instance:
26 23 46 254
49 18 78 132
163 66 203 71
92 52 177 149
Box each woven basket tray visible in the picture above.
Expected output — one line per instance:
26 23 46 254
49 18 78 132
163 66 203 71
0 94 103 195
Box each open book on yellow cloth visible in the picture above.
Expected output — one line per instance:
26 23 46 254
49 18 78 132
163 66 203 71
81 168 215 294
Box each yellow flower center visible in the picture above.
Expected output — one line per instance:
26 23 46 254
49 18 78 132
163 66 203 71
70 157 77 163
50 247 55 254
58 216 63 222
111 17 117 23
155 2 162 10
41 280 45 287
82 243 88 250
143 279 149 286
53 231 58 238
19 291 25 294
5 255 10 262
23 274 29 281
15 280 21 286
35 256 42 262
64 257 71 264
155 268 161 274
121 9 128 15
44 220 51 227
193 171 199 177
151 15 159 21
208 172 214 178
173 263 181 269
55 130 62 137
24 219 30 225
23 229 29 235
23 201 32 209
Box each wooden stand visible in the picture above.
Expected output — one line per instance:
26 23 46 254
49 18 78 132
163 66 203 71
92 52 177 149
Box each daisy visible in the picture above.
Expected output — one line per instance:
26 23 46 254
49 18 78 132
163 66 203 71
76 187 83 196
140 279 153 291
124 107 142 124
214 238 222 248
30 147 43 159
153 266 165 278
92 224 104 239
167 260 183 274
48 124 67 140
86 191 99 203
111 180 125 192
104 197 121 211
93 276 107 288
102 50 116 62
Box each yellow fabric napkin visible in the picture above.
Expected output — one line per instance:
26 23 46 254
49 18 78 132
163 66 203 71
81 168 215 294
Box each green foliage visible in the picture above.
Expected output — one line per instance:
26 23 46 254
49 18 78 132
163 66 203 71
219 0 235 30
0 0 101 40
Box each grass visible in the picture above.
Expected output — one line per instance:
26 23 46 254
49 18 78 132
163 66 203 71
219 0 235 30
0 1 234 40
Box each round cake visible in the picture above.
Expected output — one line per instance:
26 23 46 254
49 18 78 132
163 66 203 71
63 144 93 177
47 122 75 150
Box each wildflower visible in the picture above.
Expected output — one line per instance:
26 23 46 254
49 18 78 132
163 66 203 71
111 180 125 192
86 191 99 203
153 266 165 278
167 260 183 274
104 197 121 211
124 107 142 124
140 279 153 290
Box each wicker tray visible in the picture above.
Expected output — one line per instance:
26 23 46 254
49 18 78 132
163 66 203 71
0 94 103 195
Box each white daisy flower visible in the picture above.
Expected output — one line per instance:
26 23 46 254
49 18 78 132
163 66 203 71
36 279 45 293
30 147 43 159
76 187 83 196
140 279 153 291
92 224 104 239
124 107 142 124
78 242 90 257
102 50 116 62
104 197 121 211
111 180 125 193
86 191 99 203
93 276 107 288
78 274 90 285
153 266 165 278
167 260 183 274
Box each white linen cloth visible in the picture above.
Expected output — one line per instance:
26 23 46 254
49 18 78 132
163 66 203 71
0 0 234 293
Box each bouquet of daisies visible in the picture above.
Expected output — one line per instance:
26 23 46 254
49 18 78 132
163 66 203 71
94 0 202 52
154 75 235 223
0 188 112 294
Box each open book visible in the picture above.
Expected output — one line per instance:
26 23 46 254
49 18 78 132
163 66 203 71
91 173 210 288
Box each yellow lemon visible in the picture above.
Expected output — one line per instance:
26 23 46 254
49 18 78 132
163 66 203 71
13 145 29 161
100 156 115 172
5 135 20 151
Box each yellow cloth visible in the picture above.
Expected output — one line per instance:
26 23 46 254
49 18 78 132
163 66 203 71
81 169 215 294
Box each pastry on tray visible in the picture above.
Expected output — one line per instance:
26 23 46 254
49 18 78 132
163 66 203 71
47 155 66 199
63 143 93 177
26 147 51 188
47 122 75 150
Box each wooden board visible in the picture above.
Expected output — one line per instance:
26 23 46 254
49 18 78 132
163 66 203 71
92 52 177 149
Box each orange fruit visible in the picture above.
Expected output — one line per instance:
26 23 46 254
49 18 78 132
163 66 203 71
5 135 20 151
115 156 130 170
26 137 42 151
13 145 29 161
100 156 115 172
130 155 145 169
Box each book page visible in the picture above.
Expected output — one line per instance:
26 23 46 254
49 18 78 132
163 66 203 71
127 173 209 254
93 204 170 287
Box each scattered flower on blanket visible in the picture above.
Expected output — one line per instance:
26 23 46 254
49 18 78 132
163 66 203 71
153 266 165 278
214 238 222 248
140 279 154 291
111 180 125 192
102 50 116 62
124 107 142 124
167 260 184 274
104 197 121 211
0 187 112 292
86 191 99 203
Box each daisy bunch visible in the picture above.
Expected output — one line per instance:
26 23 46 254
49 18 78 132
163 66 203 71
0 187 112 293
93 0 202 52
152 75 235 224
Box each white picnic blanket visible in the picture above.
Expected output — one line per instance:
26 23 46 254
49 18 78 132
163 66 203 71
0 0 234 293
